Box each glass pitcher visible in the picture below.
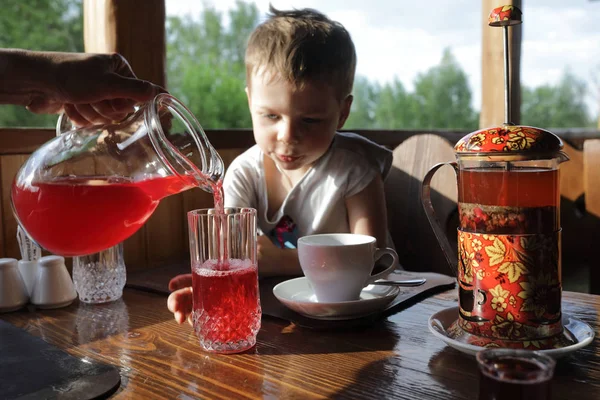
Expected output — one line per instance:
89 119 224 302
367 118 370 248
422 124 569 344
11 94 224 257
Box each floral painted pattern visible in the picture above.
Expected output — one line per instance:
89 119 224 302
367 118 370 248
488 5 522 27
454 125 563 154
448 318 575 351
457 230 562 341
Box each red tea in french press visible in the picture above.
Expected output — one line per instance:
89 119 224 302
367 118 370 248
422 5 570 349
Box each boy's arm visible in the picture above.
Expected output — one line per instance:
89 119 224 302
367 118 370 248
345 174 389 247
223 155 302 277
257 236 302 277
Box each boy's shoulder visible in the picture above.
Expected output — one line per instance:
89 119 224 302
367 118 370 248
230 144 262 167
225 145 264 180
330 132 393 177
332 131 388 152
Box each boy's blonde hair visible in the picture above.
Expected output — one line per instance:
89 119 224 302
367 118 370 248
245 6 356 100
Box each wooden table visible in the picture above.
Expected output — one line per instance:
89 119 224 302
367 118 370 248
1 289 598 399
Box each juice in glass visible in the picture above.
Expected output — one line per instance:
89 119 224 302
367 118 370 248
188 207 260 353
192 258 261 353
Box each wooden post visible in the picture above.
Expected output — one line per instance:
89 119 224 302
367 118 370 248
584 139 600 293
83 0 165 86
480 0 522 128
83 0 181 270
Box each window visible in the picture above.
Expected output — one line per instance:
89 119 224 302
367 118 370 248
0 0 83 128
166 0 598 130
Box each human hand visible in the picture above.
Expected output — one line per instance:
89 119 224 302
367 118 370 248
29 51 165 126
167 273 193 325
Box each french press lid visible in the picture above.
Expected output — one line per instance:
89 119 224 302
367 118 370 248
454 5 564 158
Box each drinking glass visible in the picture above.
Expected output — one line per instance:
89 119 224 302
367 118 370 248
73 243 126 304
188 207 261 353
477 348 556 400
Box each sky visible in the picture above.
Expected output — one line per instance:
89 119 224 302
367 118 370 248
166 0 600 116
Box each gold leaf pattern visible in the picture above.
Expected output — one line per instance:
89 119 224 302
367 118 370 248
498 261 527 283
485 238 506 266
489 284 509 299
508 132 536 150
518 271 558 318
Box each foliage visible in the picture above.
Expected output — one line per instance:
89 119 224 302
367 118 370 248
521 71 593 129
0 0 83 128
346 49 478 130
410 49 478 130
166 1 257 129
344 76 379 129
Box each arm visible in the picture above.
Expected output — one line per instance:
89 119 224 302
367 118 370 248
223 155 302 277
0 49 163 125
257 236 302 277
345 174 389 247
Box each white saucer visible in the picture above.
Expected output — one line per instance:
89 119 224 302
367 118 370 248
273 277 400 320
429 306 595 358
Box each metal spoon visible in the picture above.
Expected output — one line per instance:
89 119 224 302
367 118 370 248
371 278 427 287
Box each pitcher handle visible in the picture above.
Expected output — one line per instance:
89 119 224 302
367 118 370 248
421 162 458 276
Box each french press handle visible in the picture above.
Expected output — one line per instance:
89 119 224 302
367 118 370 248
421 162 458 276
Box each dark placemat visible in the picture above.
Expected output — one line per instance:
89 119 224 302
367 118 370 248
126 260 189 294
127 264 455 329
0 320 120 400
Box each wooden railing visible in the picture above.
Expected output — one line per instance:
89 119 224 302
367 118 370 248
1 128 599 292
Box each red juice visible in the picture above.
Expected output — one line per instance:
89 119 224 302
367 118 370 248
458 169 559 233
11 174 195 256
191 258 261 353
210 180 224 212
206 179 229 262
459 169 559 207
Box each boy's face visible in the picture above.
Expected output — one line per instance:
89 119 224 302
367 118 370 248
246 71 353 173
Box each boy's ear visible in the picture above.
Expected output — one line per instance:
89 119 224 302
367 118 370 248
245 86 251 107
336 95 353 130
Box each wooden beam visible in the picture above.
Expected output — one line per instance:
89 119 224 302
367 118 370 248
0 128 55 155
3 128 600 155
83 0 166 87
83 0 167 268
480 0 522 128
584 139 600 218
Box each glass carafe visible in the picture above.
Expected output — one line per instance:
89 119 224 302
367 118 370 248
11 94 224 257
422 125 569 345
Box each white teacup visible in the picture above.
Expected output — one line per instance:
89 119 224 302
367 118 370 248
298 233 400 302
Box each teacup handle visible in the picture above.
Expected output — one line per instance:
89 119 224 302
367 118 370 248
366 248 400 284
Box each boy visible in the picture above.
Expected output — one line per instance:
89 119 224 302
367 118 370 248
168 6 392 324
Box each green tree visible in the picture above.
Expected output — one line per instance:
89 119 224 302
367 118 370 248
411 48 478 130
372 79 420 129
521 70 592 129
166 1 258 128
0 0 83 128
345 76 379 129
